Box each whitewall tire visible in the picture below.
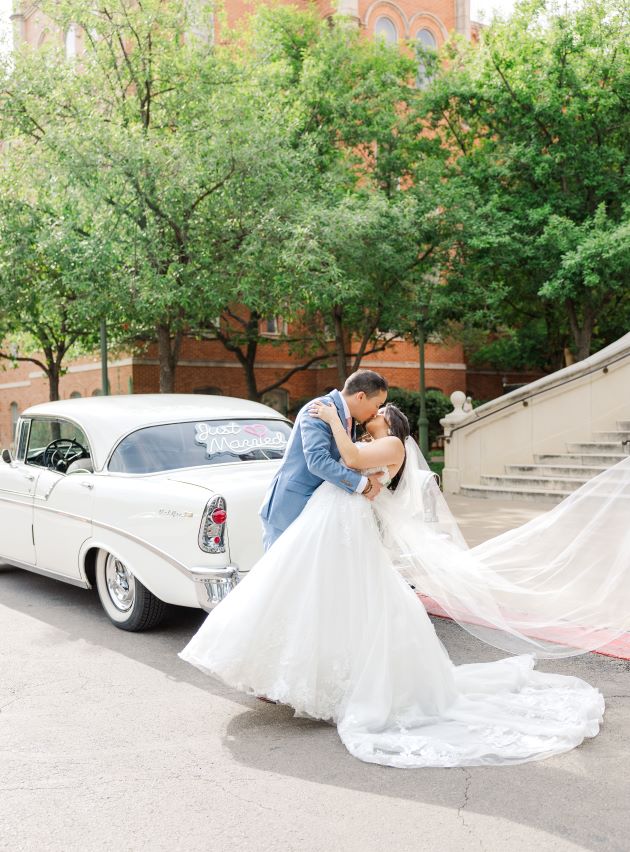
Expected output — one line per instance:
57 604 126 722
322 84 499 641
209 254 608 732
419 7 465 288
95 549 167 631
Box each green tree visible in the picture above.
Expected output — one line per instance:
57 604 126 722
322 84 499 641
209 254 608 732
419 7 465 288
1 0 289 392
251 8 456 383
425 0 630 364
0 152 121 400
1 2 353 398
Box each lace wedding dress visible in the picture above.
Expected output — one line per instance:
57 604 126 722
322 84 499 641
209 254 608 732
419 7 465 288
179 464 604 768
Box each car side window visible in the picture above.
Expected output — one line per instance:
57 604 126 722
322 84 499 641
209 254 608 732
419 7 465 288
26 418 92 473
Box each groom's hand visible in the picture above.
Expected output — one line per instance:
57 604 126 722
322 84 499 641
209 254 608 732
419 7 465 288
362 475 383 502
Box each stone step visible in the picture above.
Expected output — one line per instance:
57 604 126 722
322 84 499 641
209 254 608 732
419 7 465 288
593 431 630 442
505 463 608 478
481 474 588 491
460 484 571 503
566 441 625 453
534 452 627 466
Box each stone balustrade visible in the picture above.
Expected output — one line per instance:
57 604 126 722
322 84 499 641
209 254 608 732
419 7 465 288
440 333 630 495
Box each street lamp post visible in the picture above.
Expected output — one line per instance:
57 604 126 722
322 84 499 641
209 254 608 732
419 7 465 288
417 322 429 457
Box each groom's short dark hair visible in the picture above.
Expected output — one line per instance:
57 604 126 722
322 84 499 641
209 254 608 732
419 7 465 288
343 370 388 398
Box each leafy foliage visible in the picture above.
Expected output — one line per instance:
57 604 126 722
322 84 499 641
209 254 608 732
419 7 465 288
384 387 453 447
424 0 630 364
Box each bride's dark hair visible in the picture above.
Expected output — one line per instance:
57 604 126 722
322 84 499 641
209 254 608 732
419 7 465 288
383 403 410 491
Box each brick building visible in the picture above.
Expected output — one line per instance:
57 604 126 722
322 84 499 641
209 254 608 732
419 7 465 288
0 331 542 449
2 0 539 450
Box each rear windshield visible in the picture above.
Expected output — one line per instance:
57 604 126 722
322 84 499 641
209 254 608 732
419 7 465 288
108 419 292 474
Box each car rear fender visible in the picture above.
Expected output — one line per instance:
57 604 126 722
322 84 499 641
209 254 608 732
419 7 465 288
78 529 200 608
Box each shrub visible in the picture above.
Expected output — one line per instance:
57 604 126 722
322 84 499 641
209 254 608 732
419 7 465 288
386 387 452 447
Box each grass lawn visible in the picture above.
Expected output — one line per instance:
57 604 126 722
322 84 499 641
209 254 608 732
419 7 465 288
429 450 444 484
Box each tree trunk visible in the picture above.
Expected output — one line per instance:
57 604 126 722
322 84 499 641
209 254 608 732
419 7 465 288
42 345 61 401
243 358 259 401
565 300 594 362
157 324 183 393
351 309 382 373
47 365 60 401
333 306 348 385
574 324 593 362
243 314 260 400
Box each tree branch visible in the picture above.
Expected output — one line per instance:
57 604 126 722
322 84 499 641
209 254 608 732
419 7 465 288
0 351 48 372
259 350 337 396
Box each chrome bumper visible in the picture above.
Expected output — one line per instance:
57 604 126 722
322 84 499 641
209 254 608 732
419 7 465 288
189 564 242 611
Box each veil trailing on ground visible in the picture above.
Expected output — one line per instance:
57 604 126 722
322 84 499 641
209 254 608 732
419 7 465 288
374 437 630 659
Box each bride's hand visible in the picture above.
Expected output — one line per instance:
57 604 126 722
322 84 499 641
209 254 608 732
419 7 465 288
309 400 337 424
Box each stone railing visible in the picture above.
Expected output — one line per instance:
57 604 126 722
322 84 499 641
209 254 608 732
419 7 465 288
440 333 630 494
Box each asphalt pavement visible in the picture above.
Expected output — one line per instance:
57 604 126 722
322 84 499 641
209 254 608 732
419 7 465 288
1 495 629 852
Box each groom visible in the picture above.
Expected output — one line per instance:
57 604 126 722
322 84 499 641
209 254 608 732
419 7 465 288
259 369 388 551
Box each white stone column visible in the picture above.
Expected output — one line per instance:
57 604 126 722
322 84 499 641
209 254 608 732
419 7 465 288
337 0 361 26
440 390 472 493
10 9 25 46
455 0 471 39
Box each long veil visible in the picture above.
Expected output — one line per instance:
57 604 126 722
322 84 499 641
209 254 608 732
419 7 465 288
374 437 630 659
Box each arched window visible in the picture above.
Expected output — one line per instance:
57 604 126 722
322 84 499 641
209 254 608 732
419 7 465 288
65 23 77 59
416 28 437 87
92 389 102 396
374 17 397 45
70 391 82 399
10 402 19 441
417 27 437 49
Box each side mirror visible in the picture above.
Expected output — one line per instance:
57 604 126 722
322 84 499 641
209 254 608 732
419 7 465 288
1 449 12 464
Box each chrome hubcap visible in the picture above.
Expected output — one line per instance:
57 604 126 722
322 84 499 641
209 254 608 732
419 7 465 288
105 554 135 612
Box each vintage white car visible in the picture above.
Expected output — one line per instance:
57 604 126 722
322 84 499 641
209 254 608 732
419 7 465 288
0 395 292 630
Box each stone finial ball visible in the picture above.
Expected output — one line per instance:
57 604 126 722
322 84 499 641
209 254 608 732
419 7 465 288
450 390 467 411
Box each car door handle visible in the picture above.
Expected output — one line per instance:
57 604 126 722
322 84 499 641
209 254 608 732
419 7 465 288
22 473 35 482
80 482 94 490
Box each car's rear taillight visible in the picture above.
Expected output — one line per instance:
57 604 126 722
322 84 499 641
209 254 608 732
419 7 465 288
199 495 227 553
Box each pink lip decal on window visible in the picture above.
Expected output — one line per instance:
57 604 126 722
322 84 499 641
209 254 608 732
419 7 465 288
243 424 269 438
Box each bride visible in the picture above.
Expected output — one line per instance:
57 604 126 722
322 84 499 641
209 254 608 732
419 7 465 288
179 400 630 768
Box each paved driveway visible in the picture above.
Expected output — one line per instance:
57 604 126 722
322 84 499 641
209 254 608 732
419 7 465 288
1 496 628 852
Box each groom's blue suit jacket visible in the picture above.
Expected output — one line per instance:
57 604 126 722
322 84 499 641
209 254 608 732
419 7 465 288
259 388 363 534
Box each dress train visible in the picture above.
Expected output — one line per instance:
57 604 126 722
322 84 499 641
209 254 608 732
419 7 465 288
179 483 604 768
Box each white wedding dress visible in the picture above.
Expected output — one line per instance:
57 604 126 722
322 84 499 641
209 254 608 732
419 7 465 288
179 461 606 768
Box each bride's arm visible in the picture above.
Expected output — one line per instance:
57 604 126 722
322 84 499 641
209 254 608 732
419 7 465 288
308 402 359 467
309 402 404 470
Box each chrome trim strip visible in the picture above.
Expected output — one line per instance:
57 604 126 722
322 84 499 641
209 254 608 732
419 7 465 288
0 489 33 502
189 564 240 579
29 503 199 582
3 498 232 588
16 418 31 462
89 519 200 581
0 556 90 589
31 503 92 524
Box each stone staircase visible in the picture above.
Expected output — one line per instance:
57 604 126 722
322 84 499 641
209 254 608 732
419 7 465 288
460 420 630 502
